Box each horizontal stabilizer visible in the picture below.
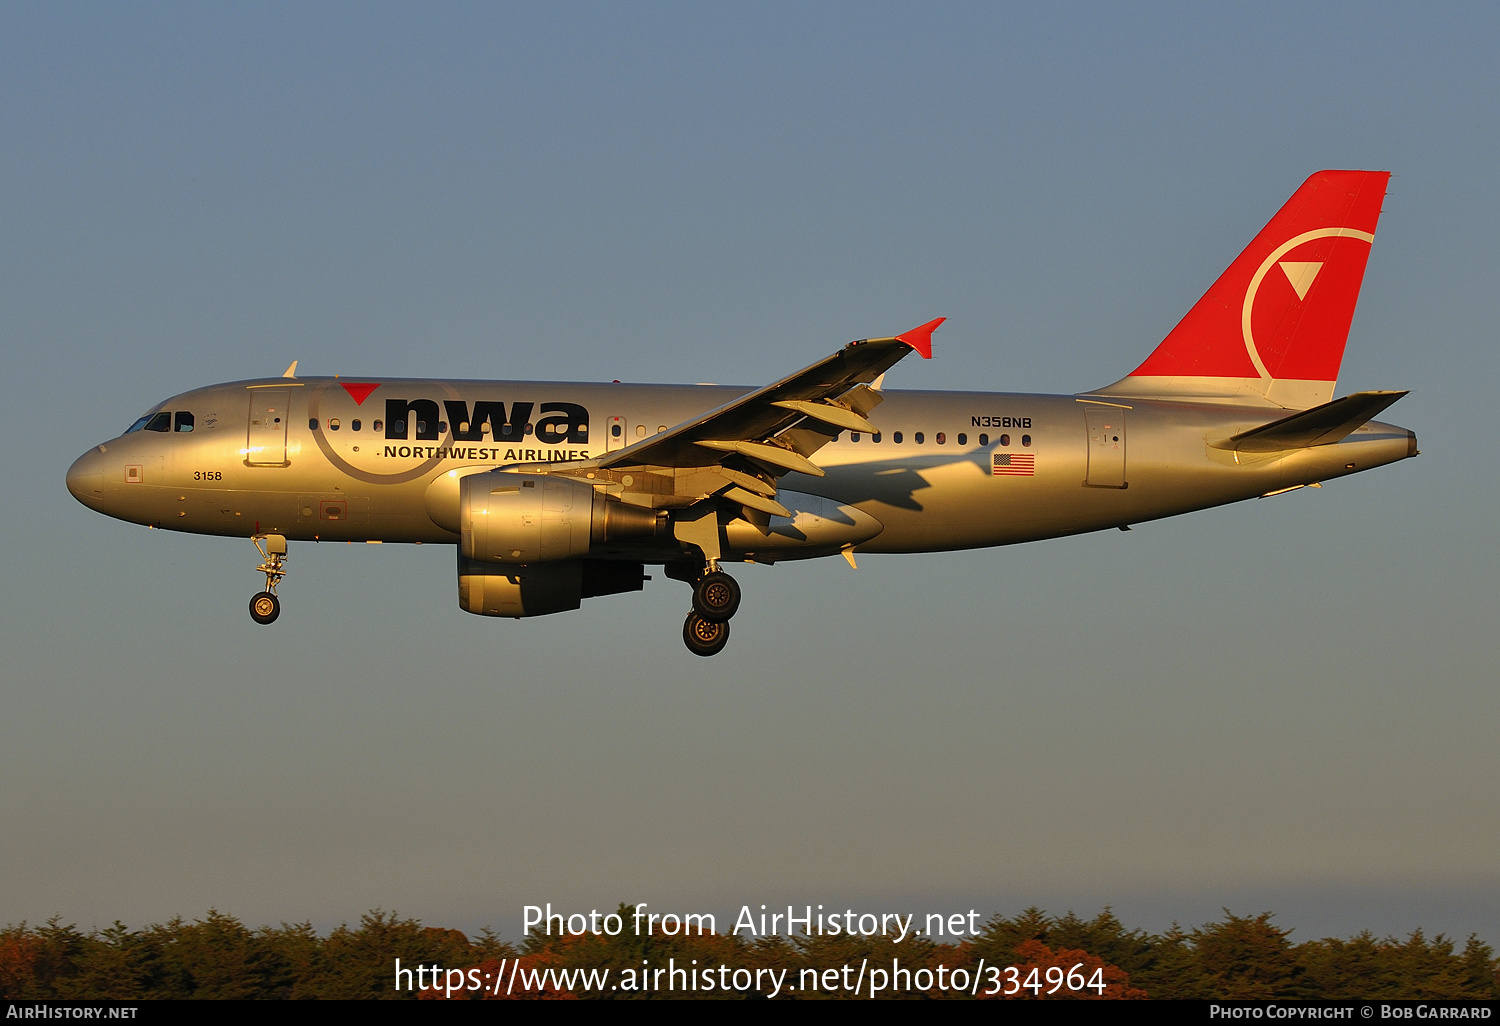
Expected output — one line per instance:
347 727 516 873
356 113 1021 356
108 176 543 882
1211 390 1407 452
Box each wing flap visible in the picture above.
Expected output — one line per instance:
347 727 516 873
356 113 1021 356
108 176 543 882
722 486 791 517
771 399 878 434
695 439 827 477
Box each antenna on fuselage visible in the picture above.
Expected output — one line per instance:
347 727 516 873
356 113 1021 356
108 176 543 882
282 361 299 379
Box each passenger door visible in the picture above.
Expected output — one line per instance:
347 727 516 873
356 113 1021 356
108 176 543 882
247 389 291 467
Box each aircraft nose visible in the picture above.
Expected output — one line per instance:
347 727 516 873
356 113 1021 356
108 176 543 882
66 447 108 509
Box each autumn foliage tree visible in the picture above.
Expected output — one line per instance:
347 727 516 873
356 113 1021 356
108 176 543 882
1 905 1495 1000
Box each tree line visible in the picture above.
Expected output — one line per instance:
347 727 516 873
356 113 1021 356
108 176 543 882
2 906 1495 1000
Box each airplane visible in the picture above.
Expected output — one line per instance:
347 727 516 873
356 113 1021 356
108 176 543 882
67 169 1416 656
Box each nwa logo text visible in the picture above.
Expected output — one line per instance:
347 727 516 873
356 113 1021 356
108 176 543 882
383 399 588 444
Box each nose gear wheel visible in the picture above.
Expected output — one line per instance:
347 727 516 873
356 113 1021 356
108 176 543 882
250 592 280 624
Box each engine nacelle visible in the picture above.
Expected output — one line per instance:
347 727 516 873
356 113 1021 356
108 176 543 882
458 557 583 617
458 555 649 617
459 470 660 564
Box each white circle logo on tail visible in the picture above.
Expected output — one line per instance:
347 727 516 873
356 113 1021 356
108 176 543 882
1241 227 1374 381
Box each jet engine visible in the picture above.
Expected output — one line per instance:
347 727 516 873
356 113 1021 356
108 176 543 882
455 470 662 616
459 470 662 564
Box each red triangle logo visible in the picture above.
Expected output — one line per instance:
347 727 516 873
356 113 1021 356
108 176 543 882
340 382 380 406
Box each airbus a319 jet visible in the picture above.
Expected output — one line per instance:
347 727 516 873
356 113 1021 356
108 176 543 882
68 170 1415 655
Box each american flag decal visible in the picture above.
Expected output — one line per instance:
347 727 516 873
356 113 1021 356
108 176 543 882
992 452 1036 476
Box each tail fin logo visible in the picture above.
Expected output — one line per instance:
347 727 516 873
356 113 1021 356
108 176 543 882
1094 170 1390 409
1279 262 1322 300
1241 227 1375 382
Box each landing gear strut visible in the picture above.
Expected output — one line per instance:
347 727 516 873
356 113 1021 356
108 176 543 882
250 534 287 625
678 561 741 656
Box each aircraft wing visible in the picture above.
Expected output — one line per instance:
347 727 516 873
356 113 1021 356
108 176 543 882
592 318 943 477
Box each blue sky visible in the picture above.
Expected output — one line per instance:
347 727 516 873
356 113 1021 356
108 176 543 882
2 2 1497 946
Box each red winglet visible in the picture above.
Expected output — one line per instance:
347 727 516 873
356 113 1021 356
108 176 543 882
895 317 945 359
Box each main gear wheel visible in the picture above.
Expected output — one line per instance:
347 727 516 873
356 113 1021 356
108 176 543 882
683 611 730 656
692 571 741 622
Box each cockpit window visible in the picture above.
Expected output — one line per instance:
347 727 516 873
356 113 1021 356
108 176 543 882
144 412 171 432
125 415 152 434
174 411 194 432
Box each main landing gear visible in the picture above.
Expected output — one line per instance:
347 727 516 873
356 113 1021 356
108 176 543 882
683 612 729 657
679 564 742 657
249 534 287 625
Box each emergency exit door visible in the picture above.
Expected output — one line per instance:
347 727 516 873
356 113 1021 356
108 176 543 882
605 416 627 452
1085 407 1127 487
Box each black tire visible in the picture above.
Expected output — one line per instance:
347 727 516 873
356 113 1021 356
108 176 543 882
692 571 741 622
250 591 280 625
683 611 730 657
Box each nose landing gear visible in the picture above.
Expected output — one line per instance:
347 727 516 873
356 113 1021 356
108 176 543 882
679 562 741 656
250 534 287 625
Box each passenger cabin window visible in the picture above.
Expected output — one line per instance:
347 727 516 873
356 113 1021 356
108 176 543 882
851 432 860 442
174 412 194 432
309 419 318 430
958 433 967 445
979 434 988 445
329 418 341 431
1022 434 1032 446
936 432 945 444
373 420 383 432
145 412 171 432
1000 433 1010 446
892 431 903 444
352 419 361 431
914 432 924 444
872 432 882 443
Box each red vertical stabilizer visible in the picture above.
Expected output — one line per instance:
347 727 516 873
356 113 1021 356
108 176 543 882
1092 170 1389 409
